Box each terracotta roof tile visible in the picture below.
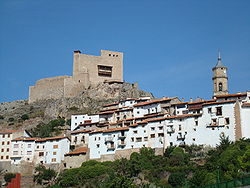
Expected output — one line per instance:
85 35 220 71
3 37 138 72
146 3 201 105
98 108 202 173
215 93 247 98
0 130 19 134
134 97 176 107
12 137 38 141
36 136 69 142
71 130 92 134
65 147 88 156
202 100 237 106
102 102 119 107
102 127 129 133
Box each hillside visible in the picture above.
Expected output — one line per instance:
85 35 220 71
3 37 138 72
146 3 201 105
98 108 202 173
0 82 153 132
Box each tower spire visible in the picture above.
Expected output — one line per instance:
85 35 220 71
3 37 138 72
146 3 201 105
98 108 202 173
216 50 224 67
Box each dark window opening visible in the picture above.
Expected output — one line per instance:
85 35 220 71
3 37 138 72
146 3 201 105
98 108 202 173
219 83 223 91
216 107 222 116
98 65 112 77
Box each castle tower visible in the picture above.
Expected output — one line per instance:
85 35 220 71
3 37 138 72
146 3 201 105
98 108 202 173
212 51 228 96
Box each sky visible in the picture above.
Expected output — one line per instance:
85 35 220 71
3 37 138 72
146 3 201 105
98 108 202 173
0 0 250 103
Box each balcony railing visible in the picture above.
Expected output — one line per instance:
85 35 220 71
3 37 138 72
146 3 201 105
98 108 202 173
107 144 115 150
167 127 175 134
118 133 127 139
105 136 114 142
118 140 126 146
177 135 185 141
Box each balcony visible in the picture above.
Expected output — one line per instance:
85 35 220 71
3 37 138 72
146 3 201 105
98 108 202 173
177 135 185 141
107 144 115 150
167 127 175 134
118 133 127 139
105 136 114 142
118 140 126 147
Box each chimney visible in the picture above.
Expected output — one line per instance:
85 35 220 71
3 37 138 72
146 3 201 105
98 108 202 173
190 98 193 102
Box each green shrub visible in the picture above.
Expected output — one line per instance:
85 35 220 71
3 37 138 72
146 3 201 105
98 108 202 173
21 114 29 121
33 165 56 185
4 173 16 183
0 115 4 120
8 117 14 122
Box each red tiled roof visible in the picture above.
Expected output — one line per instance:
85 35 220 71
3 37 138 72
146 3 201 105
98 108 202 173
65 147 88 156
102 127 129 133
202 100 237 106
99 111 115 115
134 98 175 107
36 136 69 142
71 130 91 134
215 93 247 98
12 137 38 141
0 130 19 134
102 102 119 107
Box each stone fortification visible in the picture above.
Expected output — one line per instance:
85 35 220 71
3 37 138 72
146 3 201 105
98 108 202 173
29 50 123 103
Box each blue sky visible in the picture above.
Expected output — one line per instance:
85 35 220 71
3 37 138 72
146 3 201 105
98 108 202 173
0 0 250 103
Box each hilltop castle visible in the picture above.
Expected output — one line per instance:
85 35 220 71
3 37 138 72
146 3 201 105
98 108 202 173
29 50 123 103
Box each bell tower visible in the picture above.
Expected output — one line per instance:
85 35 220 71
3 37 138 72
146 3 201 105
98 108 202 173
212 51 228 96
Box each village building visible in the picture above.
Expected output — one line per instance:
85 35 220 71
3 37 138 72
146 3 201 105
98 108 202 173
0 130 30 162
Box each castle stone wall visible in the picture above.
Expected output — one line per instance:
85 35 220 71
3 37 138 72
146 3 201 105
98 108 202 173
29 76 69 103
29 50 123 103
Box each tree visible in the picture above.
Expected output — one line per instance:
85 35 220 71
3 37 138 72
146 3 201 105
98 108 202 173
21 114 29 121
4 173 16 183
33 165 56 185
168 172 185 187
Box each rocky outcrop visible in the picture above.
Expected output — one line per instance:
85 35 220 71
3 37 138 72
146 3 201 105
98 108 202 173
0 82 153 130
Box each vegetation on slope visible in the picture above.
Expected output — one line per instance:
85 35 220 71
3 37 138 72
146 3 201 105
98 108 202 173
35 136 250 188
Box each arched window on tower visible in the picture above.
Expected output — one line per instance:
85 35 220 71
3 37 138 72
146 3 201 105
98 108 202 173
219 83 223 91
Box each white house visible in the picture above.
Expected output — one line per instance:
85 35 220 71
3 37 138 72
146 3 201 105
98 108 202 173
0 130 30 162
34 136 70 164
71 114 99 131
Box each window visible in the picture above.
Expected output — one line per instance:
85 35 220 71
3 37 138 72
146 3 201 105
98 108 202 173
216 107 222 116
7 141 10 145
159 126 163 130
150 134 155 138
27 151 32 155
225 118 230 125
37 146 39 149
144 137 148 141
2 142 4 145
0 156 3 159
14 144 18 148
53 152 57 155
75 117 77 119
97 144 100 148
13 151 18 155
179 125 182 131
136 137 142 142
28 144 31 148
219 83 223 91
131 137 134 142
158 133 164 137
53 145 58 149
2 134 5 138
193 138 196 141
7 148 9 152
8 134 10 138
151 127 155 131
193 128 196 131
52 158 57 162
98 65 112 77
133 130 137 134
208 108 212 113
6 156 9 159
195 121 198 126
39 152 44 156
1 149 4 152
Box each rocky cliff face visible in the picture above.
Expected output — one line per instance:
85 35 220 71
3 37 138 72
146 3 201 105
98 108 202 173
0 82 153 130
